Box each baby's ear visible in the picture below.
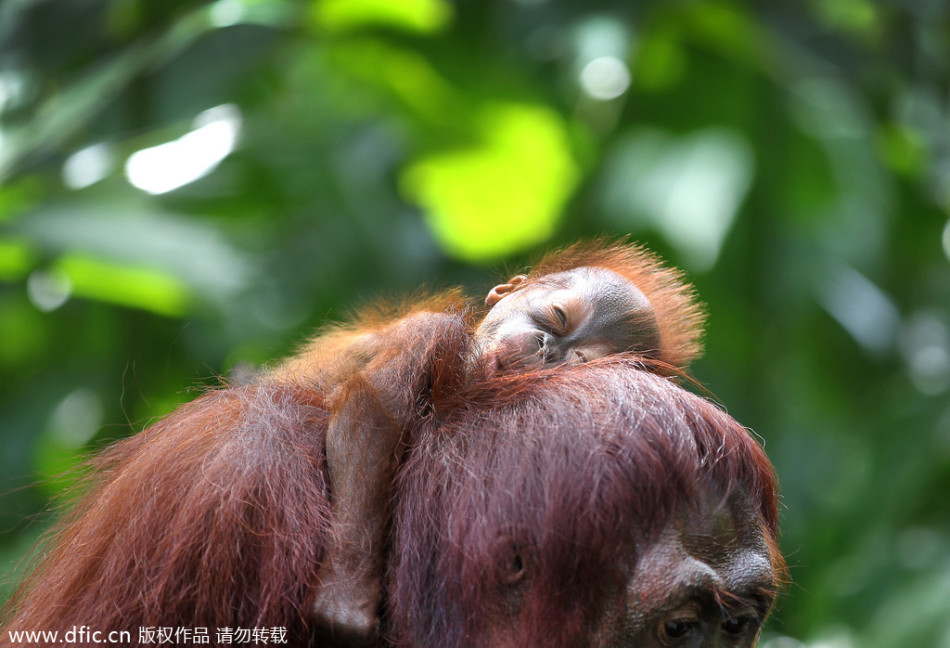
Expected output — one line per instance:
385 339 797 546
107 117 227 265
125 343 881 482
485 275 528 308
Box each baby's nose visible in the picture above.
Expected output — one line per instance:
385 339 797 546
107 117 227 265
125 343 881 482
495 331 546 370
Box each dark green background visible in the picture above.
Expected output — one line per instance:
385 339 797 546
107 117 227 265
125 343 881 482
2 1 949 645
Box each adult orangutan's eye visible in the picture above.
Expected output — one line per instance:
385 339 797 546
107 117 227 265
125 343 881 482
722 614 759 637
494 533 531 586
658 618 700 645
553 305 567 328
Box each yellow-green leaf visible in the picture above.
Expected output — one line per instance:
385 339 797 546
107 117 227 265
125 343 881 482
313 0 452 34
402 102 580 262
55 255 192 316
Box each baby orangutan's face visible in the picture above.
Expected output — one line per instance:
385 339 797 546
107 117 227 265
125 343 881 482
473 267 660 372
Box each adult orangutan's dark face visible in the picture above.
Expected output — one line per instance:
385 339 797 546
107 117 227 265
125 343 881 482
599 498 776 647
475 496 777 648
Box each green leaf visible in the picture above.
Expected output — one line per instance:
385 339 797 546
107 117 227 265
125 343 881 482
0 239 35 280
401 102 580 261
55 255 191 317
313 0 452 34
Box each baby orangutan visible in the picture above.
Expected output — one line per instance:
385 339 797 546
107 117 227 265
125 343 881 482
297 242 705 645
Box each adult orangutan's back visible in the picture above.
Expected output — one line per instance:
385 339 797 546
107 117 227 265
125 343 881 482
1 382 333 645
2 360 781 648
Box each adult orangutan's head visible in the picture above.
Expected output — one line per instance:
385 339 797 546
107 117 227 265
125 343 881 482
390 359 782 648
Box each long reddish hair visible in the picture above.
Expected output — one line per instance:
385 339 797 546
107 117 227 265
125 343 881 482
1 383 332 645
2 362 779 648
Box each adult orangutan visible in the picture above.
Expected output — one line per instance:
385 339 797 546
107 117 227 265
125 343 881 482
0 360 781 647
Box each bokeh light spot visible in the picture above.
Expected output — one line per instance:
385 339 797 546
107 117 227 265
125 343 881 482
125 104 241 195
26 268 72 312
600 128 753 270
579 56 631 100
900 312 950 395
209 0 248 27
820 264 900 355
62 143 114 190
34 389 104 495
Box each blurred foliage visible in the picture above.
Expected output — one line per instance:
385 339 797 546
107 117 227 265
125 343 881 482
2 0 950 645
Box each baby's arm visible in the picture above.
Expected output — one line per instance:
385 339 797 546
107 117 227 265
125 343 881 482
312 311 469 645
